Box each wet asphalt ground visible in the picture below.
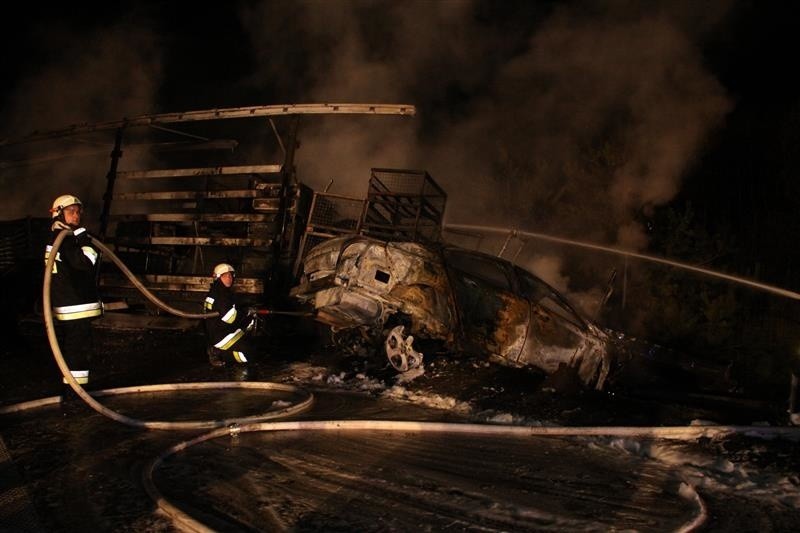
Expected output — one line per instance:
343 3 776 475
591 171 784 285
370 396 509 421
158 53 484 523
2 316 800 531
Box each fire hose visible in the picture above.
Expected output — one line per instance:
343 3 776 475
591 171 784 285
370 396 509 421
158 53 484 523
41 228 314 430
90 231 312 319
255 308 313 317
89 233 219 319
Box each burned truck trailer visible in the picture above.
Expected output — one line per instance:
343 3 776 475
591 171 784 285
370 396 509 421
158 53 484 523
0 103 416 312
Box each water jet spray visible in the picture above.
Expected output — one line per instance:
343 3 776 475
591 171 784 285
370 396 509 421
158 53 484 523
444 224 800 301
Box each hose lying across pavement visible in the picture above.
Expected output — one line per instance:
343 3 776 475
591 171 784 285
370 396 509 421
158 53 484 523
143 420 732 533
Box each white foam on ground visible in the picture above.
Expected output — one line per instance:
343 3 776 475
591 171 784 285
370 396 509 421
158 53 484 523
590 435 800 509
381 385 473 415
287 360 800 510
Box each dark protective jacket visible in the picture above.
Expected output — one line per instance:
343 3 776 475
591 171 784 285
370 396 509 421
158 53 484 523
204 278 253 350
45 222 102 321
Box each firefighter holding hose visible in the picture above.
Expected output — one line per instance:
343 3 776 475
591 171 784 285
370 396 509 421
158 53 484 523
45 194 102 409
204 263 257 368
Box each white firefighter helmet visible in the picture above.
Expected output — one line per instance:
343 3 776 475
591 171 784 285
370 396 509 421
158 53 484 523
213 263 235 279
50 194 83 218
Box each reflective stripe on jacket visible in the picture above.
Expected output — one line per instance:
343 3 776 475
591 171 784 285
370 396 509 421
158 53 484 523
54 302 103 321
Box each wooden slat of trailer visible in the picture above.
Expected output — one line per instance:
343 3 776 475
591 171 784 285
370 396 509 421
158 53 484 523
254 182 284 191
108 200 285 215
117 164 282 179
252 198 284 211
110 213 275 222
101 274 263 293
94 314 199 331
115 236 272 246
150 274 262 289
123 283 262 293
114 190 262 200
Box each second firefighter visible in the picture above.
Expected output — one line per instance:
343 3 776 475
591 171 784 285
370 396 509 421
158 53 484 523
204 263 257 367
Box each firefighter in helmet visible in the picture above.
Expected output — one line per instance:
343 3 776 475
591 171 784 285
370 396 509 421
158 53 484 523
204 263 257 367
45 194 102 404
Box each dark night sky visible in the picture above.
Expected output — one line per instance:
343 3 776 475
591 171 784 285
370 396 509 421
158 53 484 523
2 0 799 292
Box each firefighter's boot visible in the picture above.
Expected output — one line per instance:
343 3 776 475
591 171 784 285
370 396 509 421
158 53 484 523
207 346 226 367
230 364 249 382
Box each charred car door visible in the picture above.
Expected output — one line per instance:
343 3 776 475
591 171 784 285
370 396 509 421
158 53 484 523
442 249 530 363
513 266 611 389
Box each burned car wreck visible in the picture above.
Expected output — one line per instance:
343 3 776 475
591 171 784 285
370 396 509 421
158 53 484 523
291 234 614 390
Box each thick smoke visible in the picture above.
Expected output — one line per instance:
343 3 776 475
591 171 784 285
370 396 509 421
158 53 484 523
2 0 732 314
240 0 732 308
0 23 162 222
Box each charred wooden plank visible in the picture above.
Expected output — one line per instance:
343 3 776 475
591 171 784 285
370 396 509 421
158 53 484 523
100 274 264 293
114 190 262 200
114 236 272 246
117 164 282 179
110 213 275 222
252 197 286 211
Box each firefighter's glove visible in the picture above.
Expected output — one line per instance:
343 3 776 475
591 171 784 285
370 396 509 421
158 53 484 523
245 317 256 333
